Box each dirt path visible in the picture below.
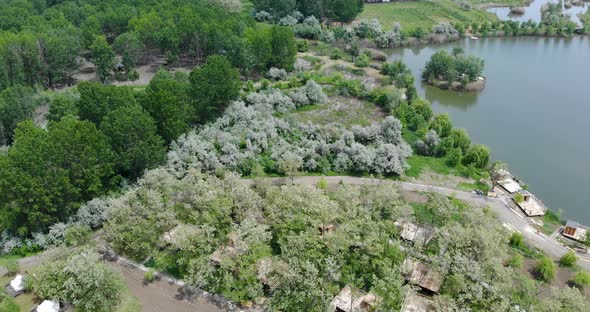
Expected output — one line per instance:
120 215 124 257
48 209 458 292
112 262 223 312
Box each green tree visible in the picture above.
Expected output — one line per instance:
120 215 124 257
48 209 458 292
0 85 36 145
429 114 453 137
325 0 364 23
76 82 137 125
445 148 462 167
113 32 144 72
80 15 101 49
89 35 115 83
0 117 115 234
270 26 297 71
462 144 489 168
141 70 193 144
189 55 242 122
42 26 83 87
101 104 166 179
47 92 79 123
32 250 124 312
422 50 456 81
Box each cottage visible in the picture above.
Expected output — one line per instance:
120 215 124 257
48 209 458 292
210 232 239 264
162 225 181 245
396 220 434 246
497 178 522 194
401 292 435 312
563 220 589 242
402 259 444 293
5 274 25 297
329 285 381 312
35 300 60 312
515 190 547 216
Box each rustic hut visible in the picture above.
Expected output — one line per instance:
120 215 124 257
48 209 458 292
329 285 381 312
401 292 435 312
5 274 25 297
396 220 435 246
402 259 444 294
515 190 547 216
563 220 589 242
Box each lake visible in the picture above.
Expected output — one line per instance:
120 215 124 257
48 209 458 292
387 36 590 224
487 0 589 26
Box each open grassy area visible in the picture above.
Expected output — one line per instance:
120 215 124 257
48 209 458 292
290 95 385 127
539 209 565 235
359 0 497 32
406 155 454 177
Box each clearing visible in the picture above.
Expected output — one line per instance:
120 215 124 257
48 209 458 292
358 0 497 32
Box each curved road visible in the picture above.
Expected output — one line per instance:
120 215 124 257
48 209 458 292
246 176 590 270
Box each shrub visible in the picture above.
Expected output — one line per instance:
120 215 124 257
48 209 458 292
317 177 328 190
445 148 462 167
293 16 321 39
64 224 91 247
4 259 19 276
267 67 288 81
507 253 524 268
509 232 525 249
0 293 19 312
559 251 576 267
534 256 556 282
354 54 371 68
296 40 309 52
303 80 327 104
573 271 590 288
144 268 156 283
330 48 343 60
462 144 490 169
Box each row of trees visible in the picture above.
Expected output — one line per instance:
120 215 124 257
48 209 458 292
0 54 246 236
251 0 364 22
0 0 298 90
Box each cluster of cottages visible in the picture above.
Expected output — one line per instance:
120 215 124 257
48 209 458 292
494 169 548 217
327 219 442 312
4 274 64 312
494 168 590 247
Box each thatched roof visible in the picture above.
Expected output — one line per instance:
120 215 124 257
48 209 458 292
329 285 381 312
401 292 435 312
403 259 444 293
396 220 435 246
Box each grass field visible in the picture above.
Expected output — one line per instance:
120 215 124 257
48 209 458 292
359 0 497 32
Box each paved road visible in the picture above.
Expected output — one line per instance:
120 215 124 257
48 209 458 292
246 176 590 270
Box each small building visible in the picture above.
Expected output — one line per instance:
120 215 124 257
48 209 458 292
35 300 60 312
401 292 435 312
396 220 435 246
402 259 444 294
515 190 547 216
497 178 522 194
210 232 239 265
162 225 181 245
329 285 381 312
563 220 589 242
5 274 25 297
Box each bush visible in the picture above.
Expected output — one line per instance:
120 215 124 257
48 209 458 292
535 256 556 282
354 54 371 68
462 144 490 169
267 67 288 81
509 232 525 249
0 293 19 312
330 48 343 60
559 251 576 267
317 177 328 190
64 224 91 247
445 148 462 167
573 271 590 288
296 40 309 52
507 253 524 268
144 268 156 283
4 259 19 276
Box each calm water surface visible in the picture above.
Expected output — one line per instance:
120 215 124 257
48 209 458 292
487 0 588 26
388 36 590 224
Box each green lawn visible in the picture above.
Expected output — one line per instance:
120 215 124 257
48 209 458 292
406 155 453 177
359 0 497 32
539 210 565 236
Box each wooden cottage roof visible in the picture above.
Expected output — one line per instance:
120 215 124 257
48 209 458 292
403 259 444 293
401 292 435 312
396 220 435 246
329 285 381 312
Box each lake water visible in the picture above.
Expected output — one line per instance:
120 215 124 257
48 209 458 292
387 36 590 224
487 0 589 26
